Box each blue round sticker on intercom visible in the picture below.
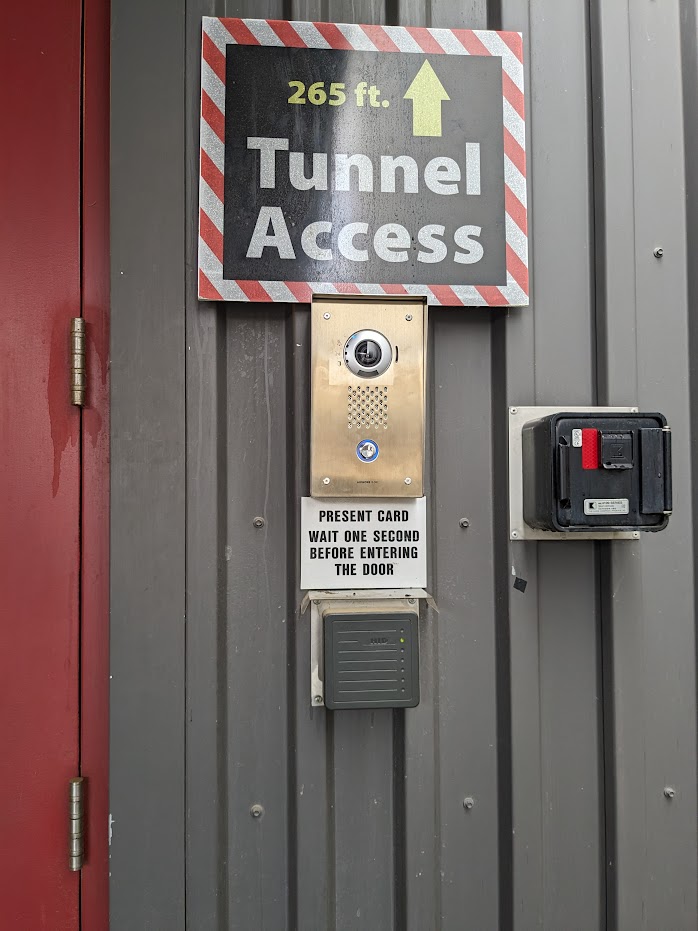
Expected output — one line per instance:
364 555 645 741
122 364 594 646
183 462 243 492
356 439 379 462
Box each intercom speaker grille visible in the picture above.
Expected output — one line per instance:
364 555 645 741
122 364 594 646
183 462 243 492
346 386 389 429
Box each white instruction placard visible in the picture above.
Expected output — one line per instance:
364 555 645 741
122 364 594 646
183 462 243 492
301 497 427 590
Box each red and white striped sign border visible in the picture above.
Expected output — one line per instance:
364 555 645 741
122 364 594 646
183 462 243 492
199 17 528 307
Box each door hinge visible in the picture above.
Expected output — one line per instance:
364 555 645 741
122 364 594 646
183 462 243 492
69 777 85 871
70 317 86 407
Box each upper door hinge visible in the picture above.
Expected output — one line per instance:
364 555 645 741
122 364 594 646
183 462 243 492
69 777 85 871
70 317 86 407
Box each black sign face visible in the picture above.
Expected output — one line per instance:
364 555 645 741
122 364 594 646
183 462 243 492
199 18 528 305
224 45 504 285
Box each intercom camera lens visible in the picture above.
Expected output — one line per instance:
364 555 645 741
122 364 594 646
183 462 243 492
344 329 392 378
355 339 382 367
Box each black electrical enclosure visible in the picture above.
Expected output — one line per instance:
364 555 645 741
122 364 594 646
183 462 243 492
522 412 672 532
324 612 419 710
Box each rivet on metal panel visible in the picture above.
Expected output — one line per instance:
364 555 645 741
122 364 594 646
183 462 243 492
463 797 475 810
653 247 664 258
313 695 323 705
633 532 640 539
404 477 412 485
408 598 416 604
323 477 331 485
510 407 518 415
664 786 676 799
250 804 264 818
405 313 413 321
511 530 519 539
459 518 470 529
252 516 265 528
323 312 331 319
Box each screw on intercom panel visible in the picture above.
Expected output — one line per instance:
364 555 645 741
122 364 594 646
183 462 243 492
323 477 331 485
404 477 412 485
463 797 475 810
313 695 323 705
405 313 413 321
323 312 331 319
664 786 676 799
511 530 519 539
459 518 470 529
653 247 664 258
510 407 518 415
252 516 265 528
250 804 264 818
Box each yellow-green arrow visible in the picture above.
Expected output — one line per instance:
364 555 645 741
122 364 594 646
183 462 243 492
403 60 450 137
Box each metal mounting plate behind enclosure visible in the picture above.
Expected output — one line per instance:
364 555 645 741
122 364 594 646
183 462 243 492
311 297 426 497
508 405 639 541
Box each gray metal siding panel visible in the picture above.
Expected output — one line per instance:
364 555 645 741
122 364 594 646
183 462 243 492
501 0 604 927
223 311 291 928
110 1 698 929
402 7 502 928
333 712 397 929
594 3 698 928
109 0 187 926
288 311 334 931
497 8 544 925
430 312 500 929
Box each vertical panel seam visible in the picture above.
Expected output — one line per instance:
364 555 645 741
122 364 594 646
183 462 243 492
285 308 298 931
183 3 189 927
587 4 613 928
584 2 607 923
217 305 230 931
392 709 407 931
625 0 640 405
327 710 336 930
491 310 513 931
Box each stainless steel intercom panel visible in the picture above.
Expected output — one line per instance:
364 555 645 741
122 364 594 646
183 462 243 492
310 297 426 497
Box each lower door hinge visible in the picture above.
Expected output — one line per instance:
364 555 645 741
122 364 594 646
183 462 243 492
70 317 86 407
69 777 85 871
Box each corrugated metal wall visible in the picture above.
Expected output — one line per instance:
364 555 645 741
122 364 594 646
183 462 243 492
110 1 698 928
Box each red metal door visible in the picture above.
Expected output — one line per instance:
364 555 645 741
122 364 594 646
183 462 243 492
0 2 83 928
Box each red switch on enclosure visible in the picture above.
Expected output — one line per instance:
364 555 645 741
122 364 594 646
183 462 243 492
581 428 599 469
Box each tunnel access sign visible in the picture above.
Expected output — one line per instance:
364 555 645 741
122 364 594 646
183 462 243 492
199 18 528 306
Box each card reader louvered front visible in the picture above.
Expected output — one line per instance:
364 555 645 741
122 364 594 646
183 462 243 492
324 612 419 710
